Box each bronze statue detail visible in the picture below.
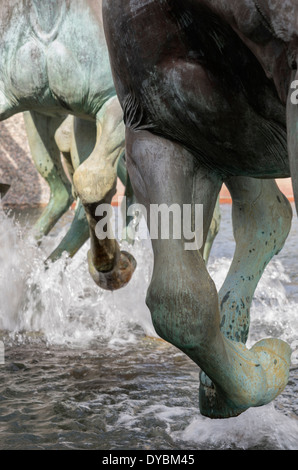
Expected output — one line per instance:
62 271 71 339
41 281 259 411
102 0 296 418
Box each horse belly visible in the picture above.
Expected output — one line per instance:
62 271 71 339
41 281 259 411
46 41 86 109
8 40 48 98
46 39 114 117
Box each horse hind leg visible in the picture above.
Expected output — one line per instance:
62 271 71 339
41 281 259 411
199 176 292 418
23 111 73 239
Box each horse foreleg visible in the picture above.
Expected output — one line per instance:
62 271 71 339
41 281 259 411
220 177 292 341
46 199 89 262
126 128 291 419
23 111 73 239
73 97 136 290
117 154 137 244
46 117 95 262
200 176 292 417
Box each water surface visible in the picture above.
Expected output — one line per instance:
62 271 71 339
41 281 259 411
0 203 297 450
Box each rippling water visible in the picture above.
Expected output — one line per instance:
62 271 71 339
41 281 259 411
0 202 297 450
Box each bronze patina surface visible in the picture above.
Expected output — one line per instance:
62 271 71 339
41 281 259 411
0 0 136 288
102 0 296 417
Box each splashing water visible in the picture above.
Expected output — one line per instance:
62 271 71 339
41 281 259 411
176 404 298 450
0 205 156 347
0 203 297 450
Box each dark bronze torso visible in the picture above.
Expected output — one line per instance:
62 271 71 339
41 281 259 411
103 0 289 178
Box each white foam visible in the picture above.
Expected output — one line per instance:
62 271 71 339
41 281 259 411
0 206 155 347
1 204 297 355
176 404 298 450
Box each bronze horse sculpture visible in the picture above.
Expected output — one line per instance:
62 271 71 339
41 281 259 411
0 0 217 265
0 0 136 287
102 0 297 418
22 111 136 262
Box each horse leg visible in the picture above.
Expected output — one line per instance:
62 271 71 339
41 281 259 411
73 97 136 290
46 117 95 262
126 127 291 419
54 114 75 183
117 153 137 244
203 195 221 263
23 111 73 239
46 198 89 262
219 177 292 341
199 176 292 417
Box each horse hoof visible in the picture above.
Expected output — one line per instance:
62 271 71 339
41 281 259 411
250 338 292 406
199 337 291 419
87 249 137 291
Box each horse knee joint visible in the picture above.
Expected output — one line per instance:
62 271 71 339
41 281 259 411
73 165 117 205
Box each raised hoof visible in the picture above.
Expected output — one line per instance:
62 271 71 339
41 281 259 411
199 338 291 419
250 338 292 406
87 249 137 291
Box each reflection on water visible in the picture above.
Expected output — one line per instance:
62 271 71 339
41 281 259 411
0 203 297 450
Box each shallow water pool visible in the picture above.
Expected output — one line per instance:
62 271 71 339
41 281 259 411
0 203 297 450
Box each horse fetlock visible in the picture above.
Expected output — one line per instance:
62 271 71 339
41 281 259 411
199 370 246 419
146 280 216 352
88 249 136 291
